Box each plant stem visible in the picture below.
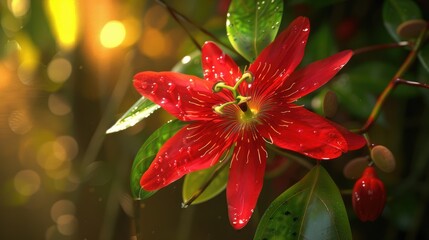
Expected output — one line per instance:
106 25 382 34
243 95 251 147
396 78 429 89
358 26 428 134
156 0 239 55
133 200 143 240
157 0 201 50
353 41 410 55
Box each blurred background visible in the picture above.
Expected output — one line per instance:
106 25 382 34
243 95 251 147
1 0 429 239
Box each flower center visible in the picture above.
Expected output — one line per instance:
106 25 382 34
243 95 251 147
237 103 260 124
212 72 253 115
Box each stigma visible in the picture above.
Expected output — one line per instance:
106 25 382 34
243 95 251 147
212 72 254 115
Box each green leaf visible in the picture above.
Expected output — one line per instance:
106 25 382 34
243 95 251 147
106 97 160 134
226 0 284 62
172 50 203 77
182 161 229 205
130 120 186 200
383 0 422 42
254 165 351 240
331 74 376 119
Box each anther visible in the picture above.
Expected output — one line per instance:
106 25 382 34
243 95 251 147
241 71 254 83
213 81 235 93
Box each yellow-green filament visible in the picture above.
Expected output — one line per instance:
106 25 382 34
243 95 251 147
212 72 254 114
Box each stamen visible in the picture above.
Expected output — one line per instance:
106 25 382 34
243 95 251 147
239 71 254 84
212 72 254 115
213 81 235 93
212 72 254 97
213 101 236 114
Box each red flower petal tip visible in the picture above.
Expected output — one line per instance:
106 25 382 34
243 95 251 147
352 166 386 222
229 207 253 230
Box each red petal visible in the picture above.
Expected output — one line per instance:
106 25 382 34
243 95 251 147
227 127 266 229
279 50 353 101
201 41 242 86
134 71 227 121
329 121 366 150
140 121 237 191
247 17 310 97
259 106 348 159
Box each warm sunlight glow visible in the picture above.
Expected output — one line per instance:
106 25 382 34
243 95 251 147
139 28 169 58
100 20 126 49
45 0 79 50
47 58 72 83
14 170 41 196
7 0 30 17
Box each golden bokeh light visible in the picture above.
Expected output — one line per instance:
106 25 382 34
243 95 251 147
48 94 71 116
1 14 23 34
100 20 126 49
47 58 72 83
50 199 76 222
13 170 41 196
56 214 78 236
37 141 67 171
45 161 71 180
56 135 79 161
16 34 40 85
121 17 141 47
7 0 30 18
139 28 171 58
8 110 33 135
143 5 169 29
44 0 79 51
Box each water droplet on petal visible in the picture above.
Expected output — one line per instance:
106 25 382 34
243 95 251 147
160 98 168 105
167 82 175 93
140 83 148 90
150 82 158 95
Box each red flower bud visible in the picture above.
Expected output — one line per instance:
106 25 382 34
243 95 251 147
352 166 386 221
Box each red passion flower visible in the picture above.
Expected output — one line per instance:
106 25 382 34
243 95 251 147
352 166 386 222
133 16 366 229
